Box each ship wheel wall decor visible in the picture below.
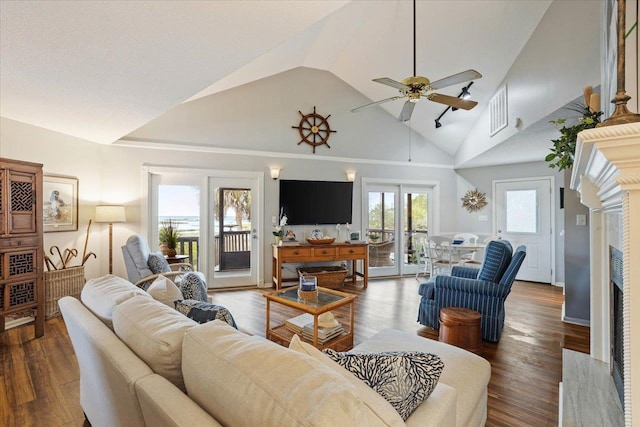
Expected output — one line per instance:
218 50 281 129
291 106 336 153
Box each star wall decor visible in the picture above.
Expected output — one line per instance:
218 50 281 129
461 189 487 212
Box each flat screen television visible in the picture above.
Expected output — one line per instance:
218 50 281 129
279 180 353 225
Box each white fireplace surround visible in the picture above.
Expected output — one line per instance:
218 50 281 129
571 122 640 426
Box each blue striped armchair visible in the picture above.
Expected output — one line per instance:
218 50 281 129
417 240 527 342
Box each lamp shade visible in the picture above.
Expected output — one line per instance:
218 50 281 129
95 205 126 223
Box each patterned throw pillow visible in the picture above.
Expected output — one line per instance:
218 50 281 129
322 349 444 420
179 272 208 302
174 299 237 329
147 253 171 274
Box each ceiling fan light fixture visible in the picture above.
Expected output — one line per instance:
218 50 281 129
435 119 442 129
461 87 471 100
350 0 481 122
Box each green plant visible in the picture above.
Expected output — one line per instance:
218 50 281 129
545 105 603 170
159 219 180 249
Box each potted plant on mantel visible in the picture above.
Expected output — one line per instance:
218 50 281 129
545 87 604 171
159 219 180 257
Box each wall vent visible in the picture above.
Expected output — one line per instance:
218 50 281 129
489 85 508 136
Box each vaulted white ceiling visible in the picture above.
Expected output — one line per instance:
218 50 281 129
2 0 598 166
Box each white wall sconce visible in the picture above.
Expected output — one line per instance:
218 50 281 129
346 171 356 182
269 167 281 180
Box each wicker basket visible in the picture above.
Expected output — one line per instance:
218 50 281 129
297 266 347 289
44 266 85 319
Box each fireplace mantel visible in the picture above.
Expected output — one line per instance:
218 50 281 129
571 123 640 426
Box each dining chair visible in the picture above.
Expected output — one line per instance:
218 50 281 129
454 233 481 265
413 233 430 280
426 236 457 275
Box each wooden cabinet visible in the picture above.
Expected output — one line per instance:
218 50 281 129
272 242 368 290
0 158 44 338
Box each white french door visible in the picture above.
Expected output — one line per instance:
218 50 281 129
363 181 434 277
147 167 263 289
494 178 553 284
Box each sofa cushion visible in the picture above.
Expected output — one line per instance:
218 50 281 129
323 349 443 420
477 240 512 283
352 329 491 427
113 296 197 392
80 274 152 329
148 253 171 274
147 276 183 308
174 299 237 328
182 320 384 427
288 335 404 426
179 272 208 302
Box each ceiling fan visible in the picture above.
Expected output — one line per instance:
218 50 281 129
351 0 482 122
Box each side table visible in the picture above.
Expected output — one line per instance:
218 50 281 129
165 254 189 264
439 307 482 354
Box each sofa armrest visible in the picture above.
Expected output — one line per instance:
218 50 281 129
136 374 222 427
133 271 188 288
451 266 480 279
434 275 510 298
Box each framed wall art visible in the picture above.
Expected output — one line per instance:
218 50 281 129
43 174 78 232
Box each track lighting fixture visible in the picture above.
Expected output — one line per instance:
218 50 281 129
435 81 475 126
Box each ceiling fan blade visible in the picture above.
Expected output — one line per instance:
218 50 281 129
428 93 478 110
351 96 404 113
372 77 410 90
429 69 482 90
399 101 416 122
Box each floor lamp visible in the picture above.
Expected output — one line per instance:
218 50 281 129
95 205 126 274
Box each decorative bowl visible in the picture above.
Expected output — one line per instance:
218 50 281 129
306 237 335 245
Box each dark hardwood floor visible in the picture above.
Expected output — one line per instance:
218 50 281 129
1 277 588 427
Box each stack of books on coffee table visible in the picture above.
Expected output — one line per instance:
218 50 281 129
285 313 313 335
285 313 344 344
301 323 344 344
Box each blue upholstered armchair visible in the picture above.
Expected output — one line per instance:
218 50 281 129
418 240 526 342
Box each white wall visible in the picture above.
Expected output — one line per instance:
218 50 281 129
454 161 565 284
455 0 602 167
0 118 458 283
1 119 104 280
2 66 573 287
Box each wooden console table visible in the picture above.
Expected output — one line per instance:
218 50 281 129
272 242 368 290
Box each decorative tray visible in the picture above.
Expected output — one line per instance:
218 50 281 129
306 237 336 245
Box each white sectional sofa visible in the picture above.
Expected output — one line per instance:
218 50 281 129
59 274 491 427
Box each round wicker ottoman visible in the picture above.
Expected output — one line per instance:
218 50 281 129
439 307 482 354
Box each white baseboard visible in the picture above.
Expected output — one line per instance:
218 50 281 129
4 316 34 330
559 382 564 427
553 282 565 287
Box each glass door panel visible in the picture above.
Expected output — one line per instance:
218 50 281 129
214 188 252 272
150 171 204 272
403 190 429 270
364 182 433 277
209 178 258 288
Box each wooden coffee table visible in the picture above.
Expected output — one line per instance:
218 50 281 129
264 286 357 351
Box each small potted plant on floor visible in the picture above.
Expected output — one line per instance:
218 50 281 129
159 219 180 257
